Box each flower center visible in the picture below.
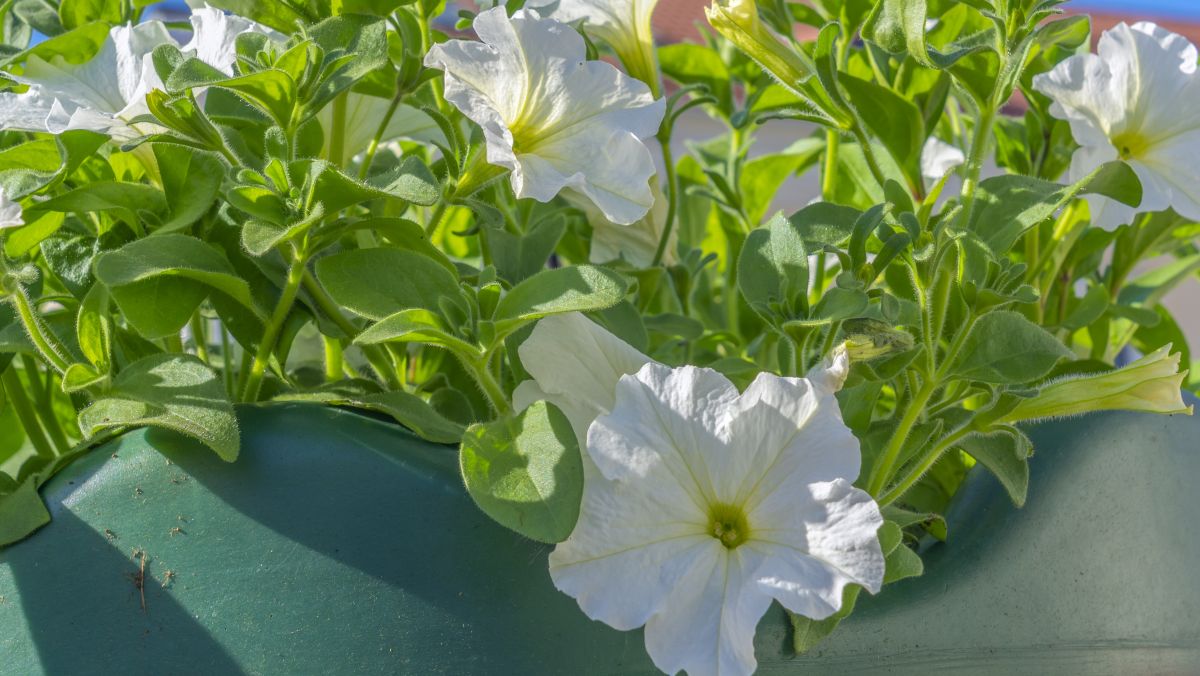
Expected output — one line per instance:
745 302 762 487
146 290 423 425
707 502 750 549
1111 131 1151 160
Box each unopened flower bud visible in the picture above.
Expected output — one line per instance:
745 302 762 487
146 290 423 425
1001 346 1193 423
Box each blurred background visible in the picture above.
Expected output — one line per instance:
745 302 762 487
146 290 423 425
136 0 1200 345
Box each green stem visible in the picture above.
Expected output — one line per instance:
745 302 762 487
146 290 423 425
651 129 678 267
328 91 348 168
220 325 236 399
300 270 403 389
866 377 938 496
323 337 344 383
9 287 71 374
821 128 840 200
240 248 308 402
357 92 404 180
469 357 511 416
2 367 56 459
189 312 209 363
878 426 974 507
850 124 888 190
424 200 450 237
19 355 70 453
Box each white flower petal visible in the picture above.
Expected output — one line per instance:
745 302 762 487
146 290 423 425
183 4 281 76
549 474 712 630
749 479 885 620
0 188 25 229
424 7 663 224
720 371 860 511
1035 21 1200 229
516 313 652 442
919 136 965 181
587 364 734 502
580 178 674 267
643 547 772 676
0 23 173 141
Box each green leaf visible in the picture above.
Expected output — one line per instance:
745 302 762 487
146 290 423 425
839 74 925 189
58 0 123 30
883 541 924 583
155 145 224 233
459 400 583 543
0 478 51 547
492 265 627 335
276 389 466 444
487 217 566 284
203 0 310 33
951 311 1072 384
315 247 468 321
29 181 167 225
968 162 1142 252
738 212 809 320
76 282 113 369
739 147 820 225
306 14 389 111
790 585 861 654
95 234 262 339
789 201 862 248
354 308 476 355
291 157 439 212
78 354 239 461
3 211 65 258
864 0 993 69
658 42 732 111
958 428 1030 507
357 390 466 444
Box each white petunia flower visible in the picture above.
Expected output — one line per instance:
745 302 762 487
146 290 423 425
920 136 964 182
1033 22 1200 230
535 0 662 95
0 8 273 143
0 188 24 230
512 312 653 446
424 8 665 225
515 314 884 676
568 179 676 268
0 22 173 142
183 4 282 76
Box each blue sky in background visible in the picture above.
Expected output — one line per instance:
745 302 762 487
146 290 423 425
1071 0 1200 18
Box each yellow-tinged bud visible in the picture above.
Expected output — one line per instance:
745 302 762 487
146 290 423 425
705 0 815 95
1000 346 1193 423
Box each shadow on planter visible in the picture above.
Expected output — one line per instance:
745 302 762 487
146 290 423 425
1 402 1198 674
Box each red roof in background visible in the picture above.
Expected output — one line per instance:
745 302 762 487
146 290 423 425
649 1 1200 45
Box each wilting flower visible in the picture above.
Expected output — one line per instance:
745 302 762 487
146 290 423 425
1001 345 1193 423
0 188 24 230
567 179 676 268
920 136 965 182
424 8 664 225
1033 22 1200 230
515 314 884 676
537 0 662 95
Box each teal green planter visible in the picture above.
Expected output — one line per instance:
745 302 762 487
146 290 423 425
2 402 1198 674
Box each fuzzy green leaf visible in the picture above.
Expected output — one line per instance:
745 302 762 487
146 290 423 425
459 400 583 543
951 311 1072 384
492 265 627 334
78 354 239 461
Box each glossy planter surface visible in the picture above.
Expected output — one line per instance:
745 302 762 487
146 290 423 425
1 403 1198 675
